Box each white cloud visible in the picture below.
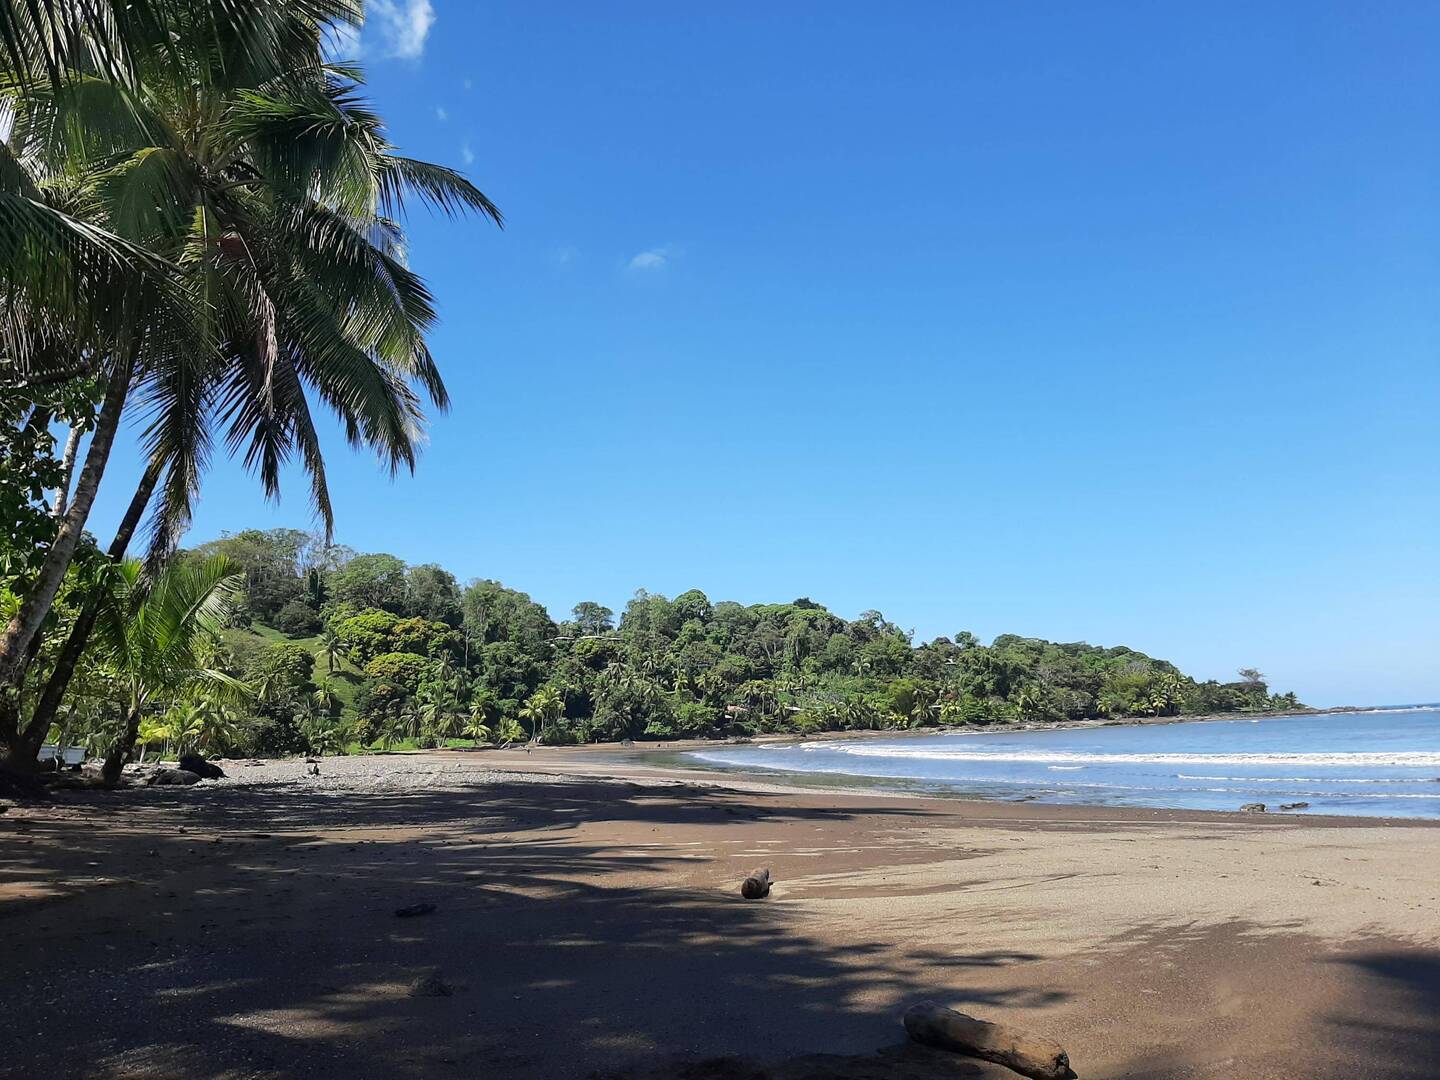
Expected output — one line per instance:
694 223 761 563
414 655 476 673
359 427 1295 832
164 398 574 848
555 247 578 267
368 0 435 60
627 247 670 271
435 106 449 122
462 78 473 91
460 141 476 165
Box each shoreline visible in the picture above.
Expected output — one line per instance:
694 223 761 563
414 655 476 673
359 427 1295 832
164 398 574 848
445 705 1440 825
468 745 1440 828
528 702 1438 757
4 750 1438 1079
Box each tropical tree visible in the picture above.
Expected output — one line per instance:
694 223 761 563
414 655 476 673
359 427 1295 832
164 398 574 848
461 714 493 747
303 712 350 758
493 716 525 746
0 3 501 768
518 685 563 741
316 629 343 674
312 680 341 717
87 554 249 784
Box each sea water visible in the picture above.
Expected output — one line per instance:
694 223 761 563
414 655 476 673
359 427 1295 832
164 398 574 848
686 707 1440 818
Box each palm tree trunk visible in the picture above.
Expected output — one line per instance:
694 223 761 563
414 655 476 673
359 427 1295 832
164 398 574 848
102 703 142 787
0 357 133 702
53 423 84 519
14 462 162 764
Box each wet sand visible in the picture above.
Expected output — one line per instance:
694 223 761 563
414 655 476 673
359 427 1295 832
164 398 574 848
2 750 1437 1079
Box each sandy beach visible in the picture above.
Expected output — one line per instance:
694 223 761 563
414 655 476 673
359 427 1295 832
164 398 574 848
2 749 1437 1079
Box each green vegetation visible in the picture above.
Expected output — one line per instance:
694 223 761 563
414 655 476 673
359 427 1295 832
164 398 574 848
0 2 497 778
0 3 1300 774
48 526 1298 759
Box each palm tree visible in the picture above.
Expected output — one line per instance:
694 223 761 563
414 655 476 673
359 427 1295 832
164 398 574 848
518 685 563 742
316 629 343 675
1 8 500 766
462 714 493 747
394 701 424 747
303 712 349 759
89 554 249 784
910 685 940 728
0 1 338 751
312 680 341 717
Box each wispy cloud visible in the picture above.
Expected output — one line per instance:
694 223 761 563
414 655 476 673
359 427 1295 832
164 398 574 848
555 247 578 267
627 247 671 272
368 0 435 60
460 141 476 166
435 106 449 122
462 78 473 91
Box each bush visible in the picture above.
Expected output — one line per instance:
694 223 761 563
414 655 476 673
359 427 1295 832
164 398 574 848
272 599 322 637
362 652 430 688
249 643 315 686
674 700 719 738
236 713 307 757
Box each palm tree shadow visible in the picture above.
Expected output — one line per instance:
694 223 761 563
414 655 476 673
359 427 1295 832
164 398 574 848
2 776 1067 1079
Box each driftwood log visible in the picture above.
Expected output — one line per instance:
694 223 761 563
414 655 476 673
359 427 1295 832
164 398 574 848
740 867 772 899
903 1001 1077 1080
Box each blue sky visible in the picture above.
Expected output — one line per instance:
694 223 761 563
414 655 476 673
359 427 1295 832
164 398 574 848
91 2 1439 706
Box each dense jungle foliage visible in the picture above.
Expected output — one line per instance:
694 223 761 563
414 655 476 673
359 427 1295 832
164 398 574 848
64 527 1302 758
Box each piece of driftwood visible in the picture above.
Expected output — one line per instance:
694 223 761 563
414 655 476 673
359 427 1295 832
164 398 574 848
903 1001 1077 1080
740 867 772 899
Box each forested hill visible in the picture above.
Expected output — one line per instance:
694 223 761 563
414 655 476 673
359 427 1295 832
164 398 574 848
189 529 1302 755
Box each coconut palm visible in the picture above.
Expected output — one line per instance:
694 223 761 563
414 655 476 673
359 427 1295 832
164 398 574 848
303 712 349 758
0 0 350 747
0 7 500 766
518 685 563 742
462 714 493 747
0 1 361 95
88 554 248 784
312 679 341 717
316 629 343 675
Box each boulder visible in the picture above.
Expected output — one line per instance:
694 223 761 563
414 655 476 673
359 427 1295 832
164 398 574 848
149 769 201 786
1239 803 1266 813
178 754 225 780
1279 802 1310 811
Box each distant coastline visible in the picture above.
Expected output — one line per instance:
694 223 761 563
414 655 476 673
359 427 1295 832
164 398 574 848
584 703 1440 755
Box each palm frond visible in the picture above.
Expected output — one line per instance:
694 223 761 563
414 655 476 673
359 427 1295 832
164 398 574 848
378 156 503 226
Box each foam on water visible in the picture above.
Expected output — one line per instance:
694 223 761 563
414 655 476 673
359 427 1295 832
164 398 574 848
785 745 1440 768
685 708 1440 818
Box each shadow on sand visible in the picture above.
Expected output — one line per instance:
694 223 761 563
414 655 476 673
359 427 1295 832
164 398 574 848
1 777 1056 1079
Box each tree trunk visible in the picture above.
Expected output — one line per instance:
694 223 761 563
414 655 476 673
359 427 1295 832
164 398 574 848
14 462 162 763
903 1002 1076 1080
0 357 133 696
102 704 142 787
53 423 84 519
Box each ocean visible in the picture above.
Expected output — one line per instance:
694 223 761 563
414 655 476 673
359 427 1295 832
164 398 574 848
685 707 1440 818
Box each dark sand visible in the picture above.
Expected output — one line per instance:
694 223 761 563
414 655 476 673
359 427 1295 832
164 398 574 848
2 750 1437 1079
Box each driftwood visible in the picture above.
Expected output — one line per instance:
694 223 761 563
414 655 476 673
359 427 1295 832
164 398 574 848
903 1001 1077 1080
740 867 772 899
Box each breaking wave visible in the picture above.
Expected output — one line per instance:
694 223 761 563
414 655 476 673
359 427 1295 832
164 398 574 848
795 744 1440 769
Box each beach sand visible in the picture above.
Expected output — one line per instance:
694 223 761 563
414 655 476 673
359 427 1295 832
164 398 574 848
2 749 1437 1079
